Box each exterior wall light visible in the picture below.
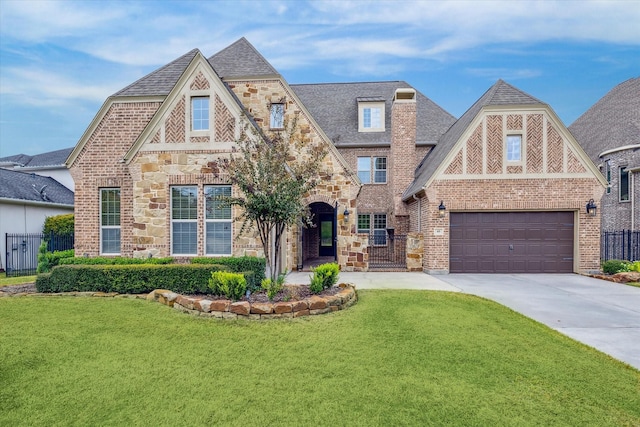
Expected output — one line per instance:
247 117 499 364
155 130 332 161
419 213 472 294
586 199 597 217
343 208 350 222
438 200 446 218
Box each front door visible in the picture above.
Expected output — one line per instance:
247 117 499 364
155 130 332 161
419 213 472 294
319 213 335 257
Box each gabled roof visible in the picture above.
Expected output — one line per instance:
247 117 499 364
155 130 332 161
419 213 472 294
113 49 200 97
404 80 545 199
569 77 640 162
0 147 73 169
0 169 74 205
208 37 279 79
291 81 455 147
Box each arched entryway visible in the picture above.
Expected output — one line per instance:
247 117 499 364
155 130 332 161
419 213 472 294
298 202 336 270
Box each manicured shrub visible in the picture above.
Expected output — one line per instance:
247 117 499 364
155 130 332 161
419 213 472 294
309 262 339 294
601 259 631 275
261 274 285 300
192 256 266 291
208 271 247 301
59 256 173 265
43 214 74 235
36 242 74 273
627 261 640 272
35 264 229 294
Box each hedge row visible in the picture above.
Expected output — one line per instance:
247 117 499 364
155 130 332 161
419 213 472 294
35 264 244 295
59 256 174 265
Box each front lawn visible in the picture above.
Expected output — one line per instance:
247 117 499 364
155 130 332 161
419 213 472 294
1 291 638 426
0 273 37 287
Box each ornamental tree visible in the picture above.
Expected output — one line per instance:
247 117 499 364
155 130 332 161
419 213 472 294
220 114 327 281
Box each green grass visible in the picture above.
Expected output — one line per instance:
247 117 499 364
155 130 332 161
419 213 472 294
0 272 37 287
1 291 638 426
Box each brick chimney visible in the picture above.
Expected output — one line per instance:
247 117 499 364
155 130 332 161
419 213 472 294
390 88 417 220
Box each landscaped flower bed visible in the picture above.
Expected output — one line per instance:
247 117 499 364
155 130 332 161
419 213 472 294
148 283 357 319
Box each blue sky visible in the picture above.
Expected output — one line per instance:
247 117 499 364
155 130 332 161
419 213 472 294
0 0 639 157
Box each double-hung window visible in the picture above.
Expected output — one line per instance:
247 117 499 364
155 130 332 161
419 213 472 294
620 166 630 202
191 96 209 131
171 186 198 255
100 188 121 254
506 135 522 162
357 157 387 184
205 185 232 255
357 213 387 245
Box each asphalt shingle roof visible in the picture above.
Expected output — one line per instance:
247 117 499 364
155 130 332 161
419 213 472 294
291 81 455 147
0 147 73 168
404 80 545 199
113 49 200 97
0 169 74 205
569 77 640 163
208 37 279 79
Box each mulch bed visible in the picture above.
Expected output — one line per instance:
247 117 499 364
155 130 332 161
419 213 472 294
188 284 343 303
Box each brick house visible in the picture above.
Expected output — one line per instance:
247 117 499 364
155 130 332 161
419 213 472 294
67 38 606 274
569 77 640 232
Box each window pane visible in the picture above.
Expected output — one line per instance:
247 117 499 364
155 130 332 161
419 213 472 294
373 214 387 245
172 187 198 219
270 103 284 128
370 107 381 128
373 214 387 230
192 97 209 131
605 161 611 194
357 157 371 184
374 157 387 183
101 189 120 226
357 214 370 233
206 222 232 255
507 135 521 161
363 108 371 128
101 228 121 254
620 167 629 201
205 186 231 219
172 222 197 254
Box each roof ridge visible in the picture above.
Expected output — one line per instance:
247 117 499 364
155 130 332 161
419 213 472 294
291 80 404 87
112 48 200 97
208 37 279 78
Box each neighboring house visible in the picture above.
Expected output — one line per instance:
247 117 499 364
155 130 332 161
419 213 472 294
569 77 640 232
67 37 606 274
0 169 74 272
0 147 75 191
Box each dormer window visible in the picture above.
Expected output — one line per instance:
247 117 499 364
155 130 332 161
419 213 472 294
270 103 284 129
358 97 385 132
191 96 209 131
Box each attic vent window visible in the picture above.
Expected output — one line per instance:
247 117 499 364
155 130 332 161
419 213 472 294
357 97 385 133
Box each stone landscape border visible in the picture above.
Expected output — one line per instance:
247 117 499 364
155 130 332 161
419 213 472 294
148 283 358 319
1 283 358 321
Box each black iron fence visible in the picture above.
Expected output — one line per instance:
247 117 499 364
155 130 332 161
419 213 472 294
368 232 407 269
601 230 640 262
5 233 74 277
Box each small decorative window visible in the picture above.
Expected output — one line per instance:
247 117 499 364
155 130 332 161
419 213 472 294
205 185 232 255
358 101 385 132
357 214 370 234
171 186 198 255
506 135 522 162
357 157 387 184
270 103 284 129
620 166 629 202
191 97 209 131
100 188 121 254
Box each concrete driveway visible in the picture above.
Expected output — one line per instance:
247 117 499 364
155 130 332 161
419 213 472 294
437 274 640 370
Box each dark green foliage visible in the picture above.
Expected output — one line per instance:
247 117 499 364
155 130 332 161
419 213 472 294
309 263 339 294
37 242 74 273
59 256 173 265
208 271 247 300
35 264 229 294
43 214 74 235
192 256 265 291
602 259 631 274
